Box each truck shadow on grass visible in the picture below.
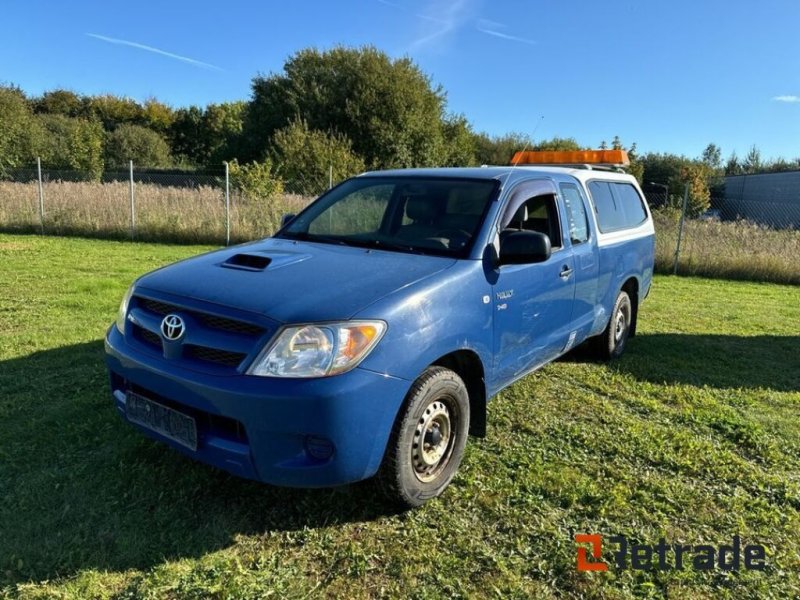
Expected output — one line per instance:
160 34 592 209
0 341 402 587
567 333 800 392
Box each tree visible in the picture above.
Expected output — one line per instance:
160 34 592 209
244 46 449 169
473 132 532 165
35 114 104 179
83 94 144 130
701 143 722 171
725 151 742 175
532 136 583 151
638 152 711 215
441 115 477 166
271 119 365 194
104 123 172 169
743 145 762 174
141 98 175 134
0 85 38 173
33 89 83 117
204 101 246 165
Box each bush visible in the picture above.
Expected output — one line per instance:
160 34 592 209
0 86 37 174
35 114 104 179
271 119 365 194
104 124 173 169
228 159 283 200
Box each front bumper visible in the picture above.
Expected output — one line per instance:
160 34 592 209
105 326 411 487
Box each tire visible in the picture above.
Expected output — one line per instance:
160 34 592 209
377 366 470 508
592 290 633 361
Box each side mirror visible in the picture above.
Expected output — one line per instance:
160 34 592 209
499 231 551 265
280 213 296 228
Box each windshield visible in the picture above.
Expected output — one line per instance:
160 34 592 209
278 177 499 257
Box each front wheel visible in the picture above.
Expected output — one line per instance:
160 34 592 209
592 290 632 361
377 366 470 508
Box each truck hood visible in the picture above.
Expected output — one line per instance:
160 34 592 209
135 238 457 323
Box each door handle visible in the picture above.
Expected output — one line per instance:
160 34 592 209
559 266 573 279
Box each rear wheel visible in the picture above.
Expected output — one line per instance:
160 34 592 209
593 290 632 360
377 366 469 508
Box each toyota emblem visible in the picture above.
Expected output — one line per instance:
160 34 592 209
160 314 186 341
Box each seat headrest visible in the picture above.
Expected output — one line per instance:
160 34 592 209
406 197 441 222
511 204 528 224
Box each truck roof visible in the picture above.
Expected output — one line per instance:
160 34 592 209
359 166 640 186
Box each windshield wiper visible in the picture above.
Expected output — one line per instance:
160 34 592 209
356 239 429 255
280 231 352 247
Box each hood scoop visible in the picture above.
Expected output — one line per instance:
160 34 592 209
221 253 272 271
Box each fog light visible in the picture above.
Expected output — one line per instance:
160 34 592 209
305 435 335 460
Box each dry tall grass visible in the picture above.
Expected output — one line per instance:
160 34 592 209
0 180 311 244
1 180 798 284
653 211 800 285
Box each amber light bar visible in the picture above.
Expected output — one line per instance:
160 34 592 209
510 149 630 166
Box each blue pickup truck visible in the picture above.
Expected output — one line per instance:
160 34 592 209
105 151 654 507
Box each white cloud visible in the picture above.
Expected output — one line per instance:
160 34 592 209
772 95 800 103
86 33 223 71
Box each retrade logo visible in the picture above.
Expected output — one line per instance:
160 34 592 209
160 314 186 341
575 534 766 572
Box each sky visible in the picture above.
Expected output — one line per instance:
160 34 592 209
2 0 799 160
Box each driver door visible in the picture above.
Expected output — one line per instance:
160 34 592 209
492 193 576 387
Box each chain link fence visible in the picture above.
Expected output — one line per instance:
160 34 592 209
0 160 328 245
2 162 798 284
645 177 800 285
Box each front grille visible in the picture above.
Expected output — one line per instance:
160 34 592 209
138 297 264 336
131 295 268 372
135 325 162 349
185 345 246 368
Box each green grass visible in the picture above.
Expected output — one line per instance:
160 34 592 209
1 233 799 599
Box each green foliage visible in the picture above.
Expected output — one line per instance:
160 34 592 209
141 98 175 133
440 114 477 166
0 86 38 173
227 159 283 200
169 102 245 167
532 136 583 151
203 102 246 165
35 114 104 179
473 132 532 165
104 123 173 169
271 119 365 194
33 89 83 117
701 142 723 171
639 152 711 215
245 46 448 168
83 94 145 130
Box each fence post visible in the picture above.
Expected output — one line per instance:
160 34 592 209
329 164 333 190
36 157 44 234
673 183 690 275
224 161 230 246
129 160 135 240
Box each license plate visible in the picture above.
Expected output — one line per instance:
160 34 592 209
126 392 198 451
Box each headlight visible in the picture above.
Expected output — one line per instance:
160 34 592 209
115 283 136 334
247 321 386 378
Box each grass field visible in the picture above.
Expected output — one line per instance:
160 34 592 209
1 233 799 599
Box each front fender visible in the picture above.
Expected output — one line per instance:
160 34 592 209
355 261 493 383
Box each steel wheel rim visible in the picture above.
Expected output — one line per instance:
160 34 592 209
614 301 630 343
411 399 455 483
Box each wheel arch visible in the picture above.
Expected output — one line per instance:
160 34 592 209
432 349 487 437
620 275 640 337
